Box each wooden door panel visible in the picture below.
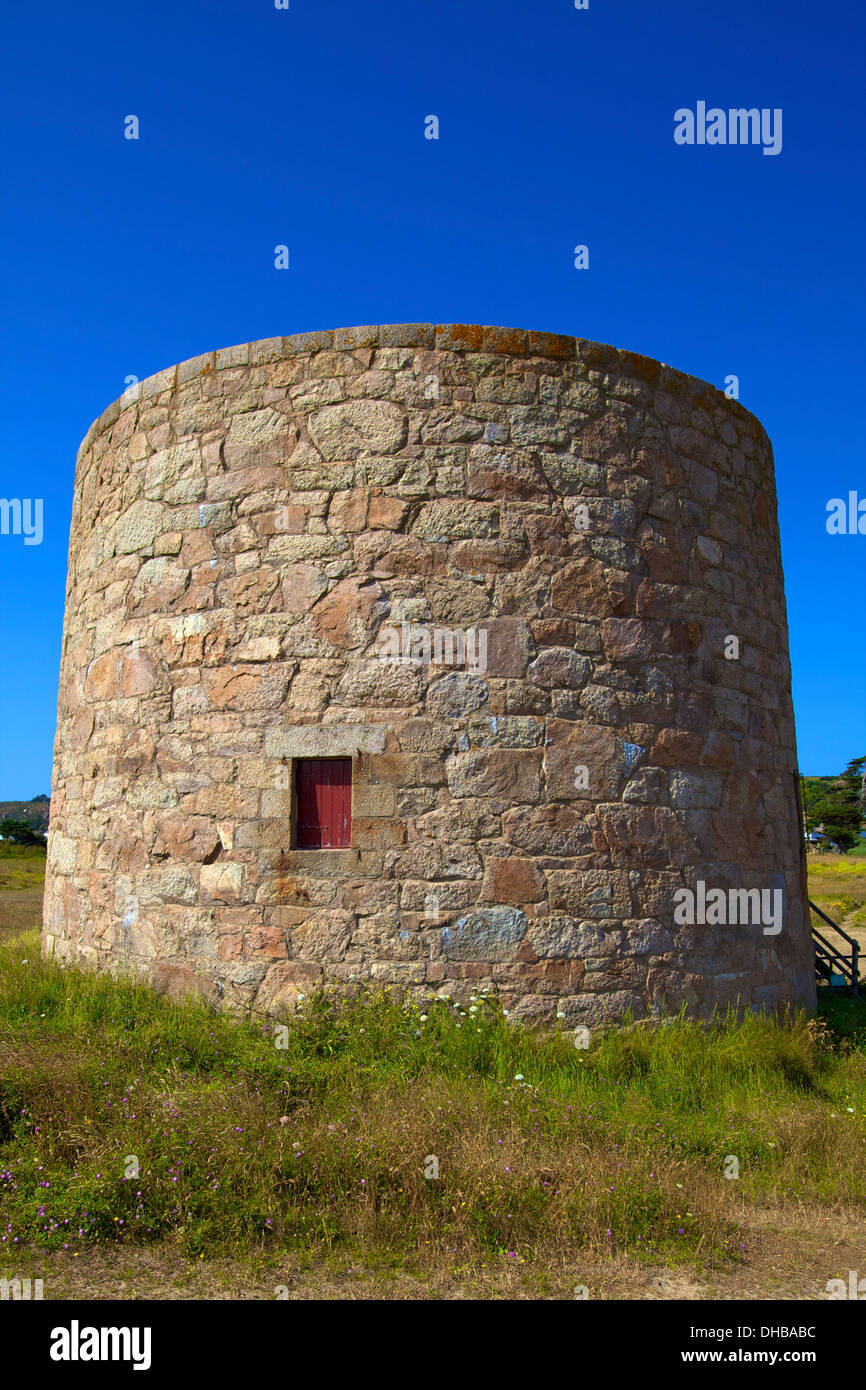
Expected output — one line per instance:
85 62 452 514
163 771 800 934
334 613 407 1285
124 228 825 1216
296 758 352 848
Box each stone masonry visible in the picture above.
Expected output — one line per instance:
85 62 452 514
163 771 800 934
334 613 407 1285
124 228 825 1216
42 325 817 1026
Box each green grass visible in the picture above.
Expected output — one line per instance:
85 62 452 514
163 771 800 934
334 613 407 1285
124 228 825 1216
0 843 47 892
1 928 864 1277
808 852 866 932
816 991 866 1049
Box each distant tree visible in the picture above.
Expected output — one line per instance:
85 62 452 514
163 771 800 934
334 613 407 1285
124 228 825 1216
802 776 832 831
0 818 46 846
810 757 865 853
31 794 50 803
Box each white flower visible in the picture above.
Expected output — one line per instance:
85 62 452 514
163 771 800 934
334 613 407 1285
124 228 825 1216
419 1014 428 1022
469 1006 478 1014
556 1011 565 1019
514 1073 524 1082
296 993 305 1002
502 1009 509 1016
846 1107 854 1113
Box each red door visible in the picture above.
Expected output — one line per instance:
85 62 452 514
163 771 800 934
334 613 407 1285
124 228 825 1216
295 758 352 848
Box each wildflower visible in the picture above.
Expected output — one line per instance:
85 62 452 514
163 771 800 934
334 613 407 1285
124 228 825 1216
514 1074 524 1082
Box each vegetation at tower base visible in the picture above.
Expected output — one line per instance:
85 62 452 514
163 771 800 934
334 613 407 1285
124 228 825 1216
3 848 865 1295
43 325 815 1026
0 924 864 1288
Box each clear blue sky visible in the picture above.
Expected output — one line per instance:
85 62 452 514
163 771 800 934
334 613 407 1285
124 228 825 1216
0 0 863 796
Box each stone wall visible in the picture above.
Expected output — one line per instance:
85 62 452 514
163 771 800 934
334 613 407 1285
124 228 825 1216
42 324 816 1025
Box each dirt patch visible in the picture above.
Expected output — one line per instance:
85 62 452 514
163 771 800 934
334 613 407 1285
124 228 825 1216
5 1206 863 1300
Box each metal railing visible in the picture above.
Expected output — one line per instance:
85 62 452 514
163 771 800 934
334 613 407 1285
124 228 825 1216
809 899 860 995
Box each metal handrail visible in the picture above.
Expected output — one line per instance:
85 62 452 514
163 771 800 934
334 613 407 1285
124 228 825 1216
809 898 860 995
814 936 856 978
809 899 859 949
812 925 855 965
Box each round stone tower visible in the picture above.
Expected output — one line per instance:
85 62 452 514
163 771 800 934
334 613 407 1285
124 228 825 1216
42 324 816 1025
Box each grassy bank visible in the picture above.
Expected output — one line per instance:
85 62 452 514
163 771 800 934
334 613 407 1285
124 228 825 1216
0 844 46 944
0 926 863 1282
1 841 863 1290
808 852 866 936
0 843 47 893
